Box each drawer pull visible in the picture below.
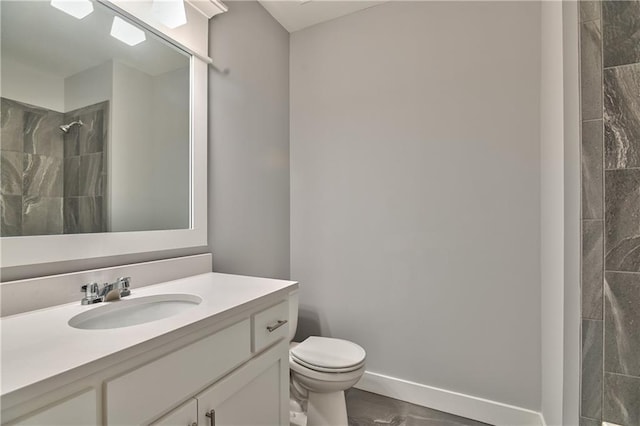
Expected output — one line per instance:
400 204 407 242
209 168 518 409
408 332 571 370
266 319 288 333
205 409 215 426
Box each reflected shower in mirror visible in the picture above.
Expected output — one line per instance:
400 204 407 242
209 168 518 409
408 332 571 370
0 0 191 237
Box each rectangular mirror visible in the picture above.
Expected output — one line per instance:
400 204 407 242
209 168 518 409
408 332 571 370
0 0 211 268
1 0 191 236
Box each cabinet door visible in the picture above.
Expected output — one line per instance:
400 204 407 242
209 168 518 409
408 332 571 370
197 341 288 426
105 319 251 425
150 399 197 426
11 389 96 426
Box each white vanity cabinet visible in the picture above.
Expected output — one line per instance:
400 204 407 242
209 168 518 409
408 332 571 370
104 302 290 426
105 320 252 425
195 341 289 426
2 288 294 426
11 390 97 426
153 340 288 426
151 399 197 426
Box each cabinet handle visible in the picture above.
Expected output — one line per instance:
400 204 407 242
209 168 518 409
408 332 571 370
266 319 288 333
205 409 215 426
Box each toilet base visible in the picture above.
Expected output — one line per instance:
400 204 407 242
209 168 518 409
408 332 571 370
306 390 348 426
290 409 307 426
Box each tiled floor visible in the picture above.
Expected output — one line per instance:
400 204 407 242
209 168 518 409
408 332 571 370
346 389 492 426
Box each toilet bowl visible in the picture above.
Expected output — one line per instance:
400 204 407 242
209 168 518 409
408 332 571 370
288 291 366 426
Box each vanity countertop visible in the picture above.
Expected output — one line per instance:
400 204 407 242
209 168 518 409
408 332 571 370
1 272 297 399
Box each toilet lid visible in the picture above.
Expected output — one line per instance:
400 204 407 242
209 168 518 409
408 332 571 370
291 353 365 373
290 337 366 370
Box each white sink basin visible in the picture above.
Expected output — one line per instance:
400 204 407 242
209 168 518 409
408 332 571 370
69 294 202 330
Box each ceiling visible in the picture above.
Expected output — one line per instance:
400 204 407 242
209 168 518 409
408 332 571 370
1 1 188 79
257 0 387 33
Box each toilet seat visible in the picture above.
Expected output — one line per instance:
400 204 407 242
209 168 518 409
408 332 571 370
289 355 366 384
291 353 365 373
290 337 366 373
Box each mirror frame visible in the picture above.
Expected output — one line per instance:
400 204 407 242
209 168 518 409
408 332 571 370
0 0 220 268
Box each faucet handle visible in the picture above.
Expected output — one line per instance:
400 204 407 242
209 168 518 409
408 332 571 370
82 282 99 296
117 277 131 297
81 282 102 305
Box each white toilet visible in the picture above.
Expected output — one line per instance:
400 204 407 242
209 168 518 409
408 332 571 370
288 290 366 426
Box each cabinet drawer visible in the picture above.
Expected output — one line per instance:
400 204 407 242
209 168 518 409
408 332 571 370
150 399 197 426
252 301 288 353
105 319 251 425
12 389 96 426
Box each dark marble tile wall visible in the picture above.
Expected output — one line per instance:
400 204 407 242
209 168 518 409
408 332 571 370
583 220 604 319
603 274 639 426
581 19 603 122
605 170 640 271
582 319 604 420
1 98 64 236
604 65 640 170
581 1 640 425
63 101 108 234
0 98 108 236
603 0 640 68
580 3 605 423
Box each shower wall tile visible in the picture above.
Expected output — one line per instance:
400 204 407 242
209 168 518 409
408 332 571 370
579 417 600 426
63 198 79 234
78 110 104 154
79 153 103 196
581 20 604 121
603 0 640 68
1 151 23 196
603 373 640 426
604 272 640 376
581 1 601 22
582 120 604 218
1 98 24 152
605 169 640 271
63 101 108 234
0 194 22 236
64 157 80 197
0 97 110 236
64 197 102 234
583 1 640 423
102 150 108 198
582 319 604 420
64 101 108 156
23 154 63 197
64 126 80 157
604 64 640 169
583 220 604 319
22 196 63 235
80 196 102 233
23 110 64 158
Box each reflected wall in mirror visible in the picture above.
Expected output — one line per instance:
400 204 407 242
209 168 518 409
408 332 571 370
1 0 191 237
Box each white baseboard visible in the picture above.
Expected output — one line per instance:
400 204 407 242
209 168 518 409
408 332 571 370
354 371 546 426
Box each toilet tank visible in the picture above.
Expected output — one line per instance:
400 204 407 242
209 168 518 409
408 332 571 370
288 289 299 342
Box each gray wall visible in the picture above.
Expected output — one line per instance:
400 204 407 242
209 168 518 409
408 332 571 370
580 1 640 425
208 1 290 280
290 1 542 411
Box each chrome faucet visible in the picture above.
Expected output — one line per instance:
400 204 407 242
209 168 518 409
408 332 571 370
99 277 131 301
81 282 102 305
81 277 131 304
